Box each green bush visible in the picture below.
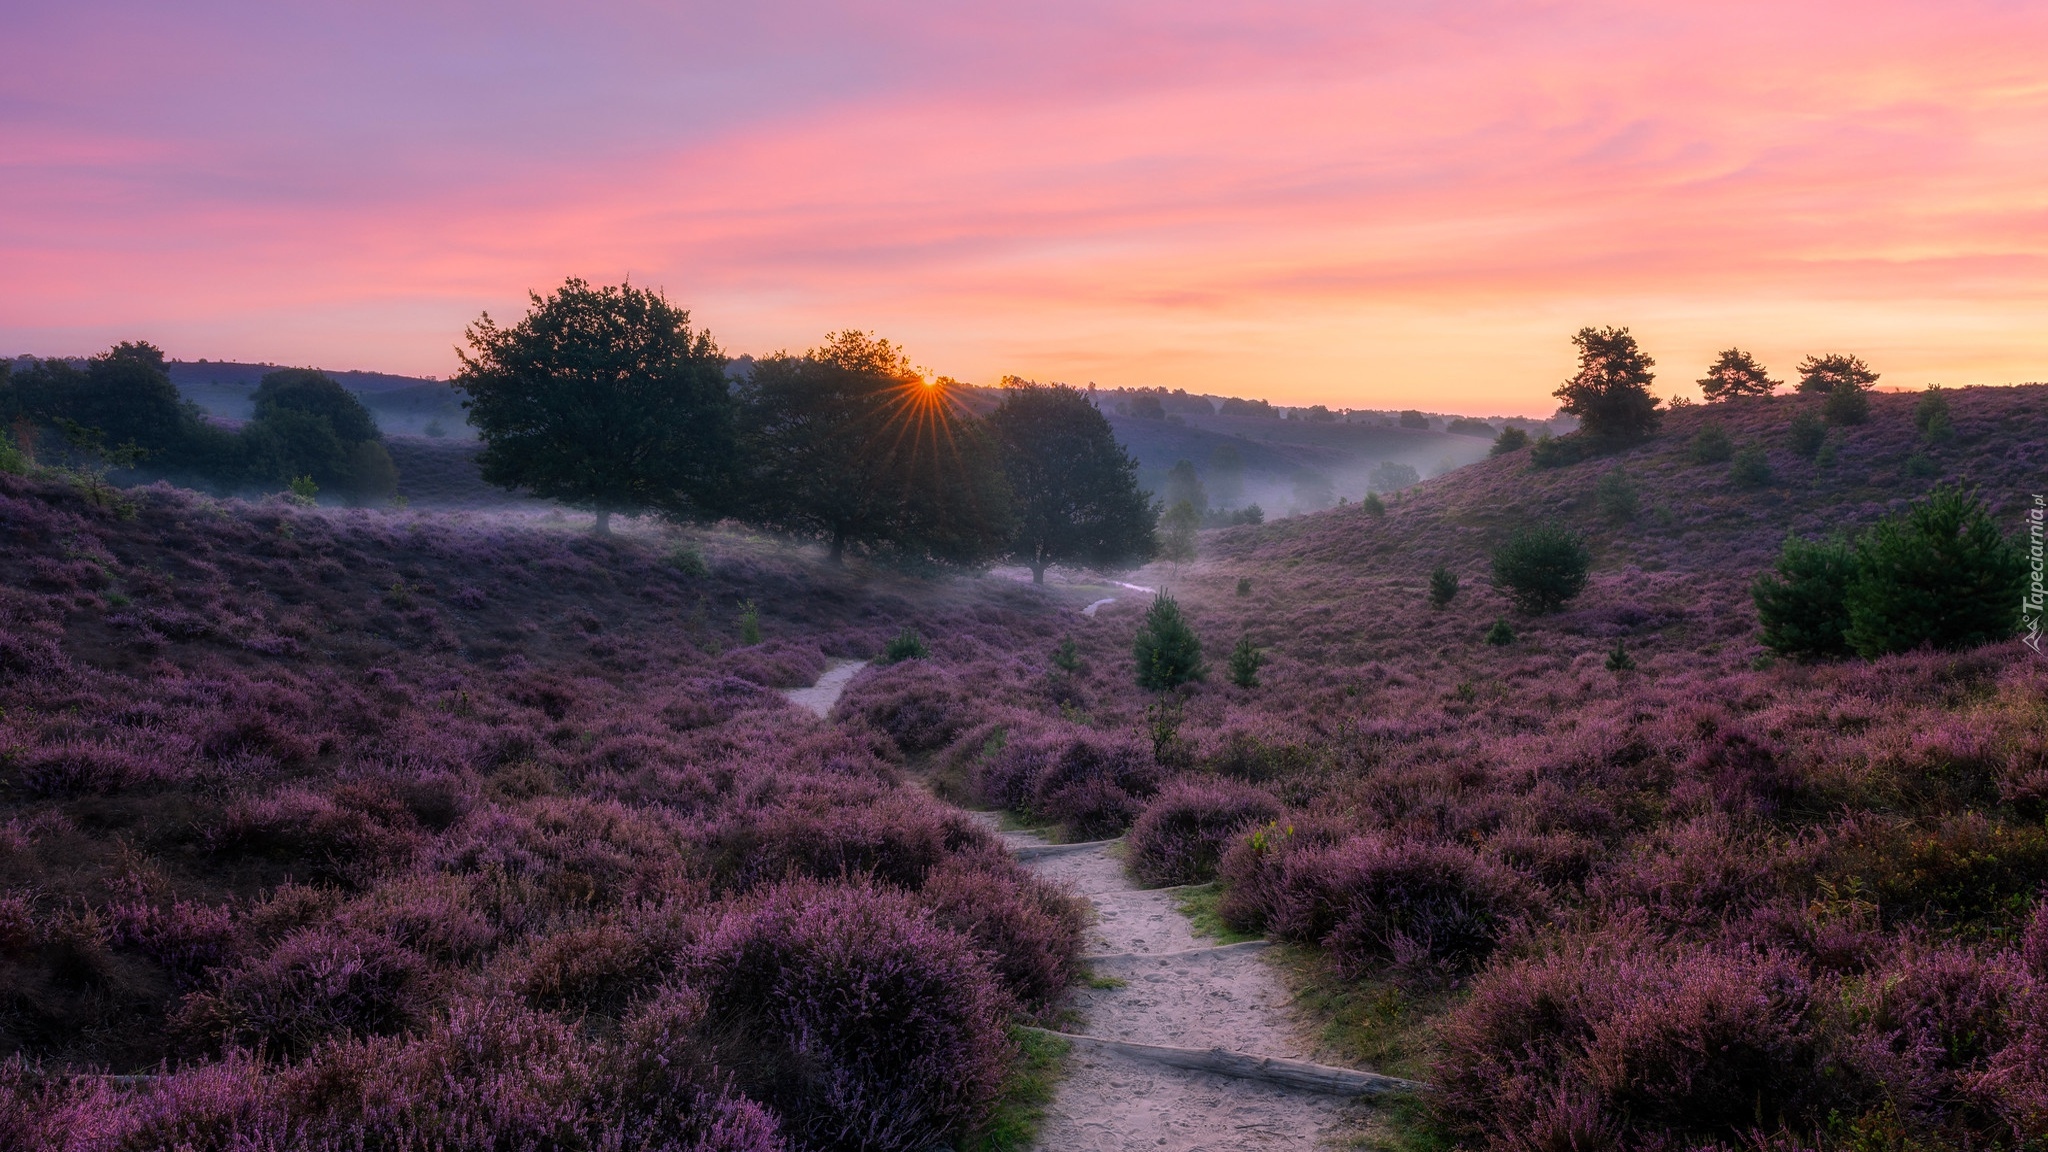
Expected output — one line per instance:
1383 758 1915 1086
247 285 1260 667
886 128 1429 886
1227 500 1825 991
1823 386 1870 426
1235 577 1252 597
1050 635 1081 673
1843 485 2026 657
1729 445 1772 488
1361 492 1385 517
1490 524 1591 615
1914 386 1955 443
1753 534 1856 659
1428 565 1460 609
1490 427 1529 456
1528 434 1589 469
1903 453 1940 479
1594 468 1637 520
1227 637 1265 689
1604 640 1635 672
1484 619 1515 646
883 627 930 664
0 428 26 475
738 600 762 646
1134 593 1205 690
1689 424 1733 464
666 542 709 577
1786 411 1825 459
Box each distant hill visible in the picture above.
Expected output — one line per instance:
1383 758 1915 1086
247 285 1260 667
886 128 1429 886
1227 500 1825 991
165 360 471 439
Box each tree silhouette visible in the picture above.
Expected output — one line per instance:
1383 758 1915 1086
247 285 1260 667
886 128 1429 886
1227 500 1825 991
1553 327 1660 440
987 381 1156 583
1697 349 1780 402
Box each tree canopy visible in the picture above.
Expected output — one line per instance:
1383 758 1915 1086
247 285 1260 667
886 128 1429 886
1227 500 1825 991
456 279 734 531
1553 327 1661 441
1795 353 1878 395
1697 349 1780 402
741 332 1012 564
985 380 1155 582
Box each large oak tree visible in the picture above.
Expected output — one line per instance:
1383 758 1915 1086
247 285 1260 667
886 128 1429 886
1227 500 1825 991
987 381 1156 583
455 280 734 532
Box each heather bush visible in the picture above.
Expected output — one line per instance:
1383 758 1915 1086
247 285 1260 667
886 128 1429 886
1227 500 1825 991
1491 523 1590 614
1825 814 2048 927
686 880 1010 1152
920 857 1087 1014
1126 777 1283 886
1028 731 1162 838
1133 592 1204 689
847 660 973 753
717 640 828 688
1438 938 1819 1149
175 926 430 1059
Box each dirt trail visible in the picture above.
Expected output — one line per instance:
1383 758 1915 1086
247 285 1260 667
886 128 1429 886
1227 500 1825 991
783 660 1366 1150
985 822 1363 1151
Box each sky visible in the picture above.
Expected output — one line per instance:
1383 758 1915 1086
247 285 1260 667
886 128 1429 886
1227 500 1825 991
4 1 2047 414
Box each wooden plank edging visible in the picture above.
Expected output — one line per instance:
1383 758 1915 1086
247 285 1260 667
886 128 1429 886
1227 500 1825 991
1021 1027 1426 1099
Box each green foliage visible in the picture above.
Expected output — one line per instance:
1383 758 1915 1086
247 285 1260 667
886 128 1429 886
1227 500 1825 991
959 1027 1070 1152
1490 523 1591 615
1823 385 1870 426
1605 640 1635 672
1594 468 1637 520
286 475 319 506
1484 619 1515 646
1697 348 1780 401
1552 326 1661 440
1490 426 1529 456
254 369 379 444
882 627 930 664
1361 492 1386 517
1816 441 1838 469
1369 461 1420 493
1428 565 1460 609
1914 386 1955 443
1235 577 1252 597
1796 352 1879 394
458 278 736 523
0 427 25 475
54 418 149 508
1754 534 1857 659
1050 635 1082 673
1227 636 1265 688
1730 444 1772 488
1528 433 1588 469
1689 424 1733 464
738 599 762 646
1903 452 1940 479
1843 485 2027 657
1133 592 1205 690
1399 409 1429 428
240 369 395 501
1786 410 1826 459
1163 458 1207 516
666 542 709 578
1160 500 1199 564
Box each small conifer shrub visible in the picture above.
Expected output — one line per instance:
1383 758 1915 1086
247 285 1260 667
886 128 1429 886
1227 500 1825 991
1491 524 1591 615
882 627 929 664
1753 534 1856 659
1133 593 1205 690
1915 386 1955 443
1786 411 1825 459
1235 577 1252 597
1484 619 1515 646
1490 426 1529 456
1689 425 1733 464
1227 637 1265 688
1843 484 2027 657
1730 445 1772 488
738 600 762 645
1361 492 1385 517
1594 468 1638 520
1605 640 1635 671
1050 635 1081 673
1823 385 1870 426
1428 565 1460 609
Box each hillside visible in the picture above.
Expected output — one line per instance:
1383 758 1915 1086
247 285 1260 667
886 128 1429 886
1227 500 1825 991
167 360 470 439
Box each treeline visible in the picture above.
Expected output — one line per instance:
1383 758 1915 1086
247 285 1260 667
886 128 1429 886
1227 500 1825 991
456 279 1158 579
0 342 397 502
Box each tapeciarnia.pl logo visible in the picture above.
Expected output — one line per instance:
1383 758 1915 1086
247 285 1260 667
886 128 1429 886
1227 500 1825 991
2025 494 2044 655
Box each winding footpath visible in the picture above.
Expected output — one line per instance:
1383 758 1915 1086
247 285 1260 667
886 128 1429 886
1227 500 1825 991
783 656 1404 1151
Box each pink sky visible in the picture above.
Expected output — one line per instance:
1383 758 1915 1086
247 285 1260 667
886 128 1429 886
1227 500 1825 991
5 1 2046 414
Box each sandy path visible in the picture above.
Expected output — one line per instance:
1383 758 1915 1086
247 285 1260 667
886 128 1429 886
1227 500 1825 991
780 658 868 717
988 824 1362 1151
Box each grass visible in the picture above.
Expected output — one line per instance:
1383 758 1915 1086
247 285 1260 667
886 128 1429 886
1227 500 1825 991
1172 882 1261 944
1273 945 1441 1082
960 1026 1071 1152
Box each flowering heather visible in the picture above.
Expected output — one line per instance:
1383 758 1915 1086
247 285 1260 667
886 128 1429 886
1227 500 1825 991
1125 775 1282 886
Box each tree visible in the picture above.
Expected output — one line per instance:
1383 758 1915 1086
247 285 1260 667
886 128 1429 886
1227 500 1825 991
242 368 395 501
1429 565 1460 609
1134 593 1205 689
986 381 1157 583
1786 411 1825 459
4 343 210 466
1753 534 1856 659
1690 425 1733 464
1843 486 2026 657
1796 353 1878 395
1553 327 1660 441
456 279 736 533
1697 349 1780 402
1595 468 1638 520
1227 636 1265 688
1160 501 1200 565
742 332 1013 564
1369 461 1420 492
1730 445 1772 488
1399 410 1429 429
1163 459 1208 516
1207 444 1245 509
1915 386 1955 444
1491 524 1591 614
1823 386 1871 426
253 369 379 444
1491 427 1530 456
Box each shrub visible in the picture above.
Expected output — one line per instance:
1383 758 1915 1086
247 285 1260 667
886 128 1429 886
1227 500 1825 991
666 541 709 576
1226 636 1265 688
1529 433 1591 469
1028 732 1161 838
175 927 429 1060
1484 618 1515 645
1915 386 1956 443
1731 443 1773 487
1787 410 1826 458
1234 577 1252 597
1689 424 1733 463
1904 452 1940 478
1126 778 1283 886
1754 534 1856 659
1133 592 1204 689
1491 523 1591 614
1605 640 1634 672
1361 492 1385 517
1825 385 1871 425
919 859 1086 1014
1844 485 2027 657
881 626 929 664
1491 426 1529 456
738 599 762 645
1428 564 1459 608
685 880 1011 1152
852 662 970 753
1593 468 1637 520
